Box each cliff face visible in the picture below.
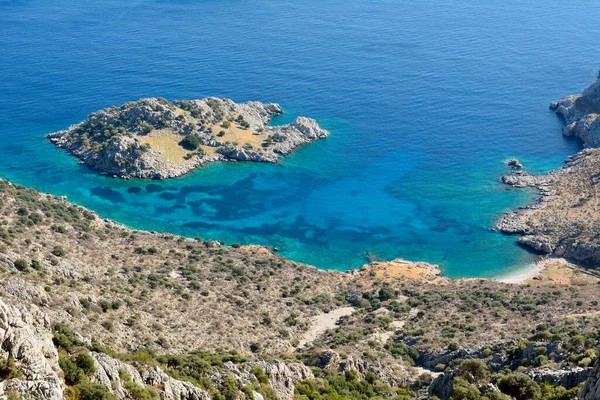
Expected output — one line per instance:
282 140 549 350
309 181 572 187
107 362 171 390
551 73 600 147
48 98 329 179
580 355 600 400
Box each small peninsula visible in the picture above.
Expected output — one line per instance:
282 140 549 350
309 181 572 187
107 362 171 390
48 97 329 179
497 73 600 266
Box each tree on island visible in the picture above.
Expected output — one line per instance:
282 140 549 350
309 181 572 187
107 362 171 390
179 135 200 151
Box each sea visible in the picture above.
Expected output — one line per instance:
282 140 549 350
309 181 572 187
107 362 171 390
1 0 599 277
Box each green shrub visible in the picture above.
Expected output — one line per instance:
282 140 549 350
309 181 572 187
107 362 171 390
31 259 43 270
75 352 96 376
52 245 66 257
458 359 488 384
179 135 200 151
378 286 396 301
75 381 116 400
497 374 541 400
450 376 481 400
13 258 29 272
0 358 23 380
59 357 86 385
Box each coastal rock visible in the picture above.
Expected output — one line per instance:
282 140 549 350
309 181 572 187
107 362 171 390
500 170 549 188
497 75 600 266
551 73 600 148
507 158 523 168
48 98 329 179
518 235 554 254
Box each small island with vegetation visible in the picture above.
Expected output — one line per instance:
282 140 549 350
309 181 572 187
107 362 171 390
48 97 329 179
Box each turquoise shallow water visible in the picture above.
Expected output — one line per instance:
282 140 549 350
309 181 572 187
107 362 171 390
1 0 599 277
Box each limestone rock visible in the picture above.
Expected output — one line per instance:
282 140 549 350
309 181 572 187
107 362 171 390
551 75 600 148
90 352 145 399
141 365 212 400
527 366 590 389
518 235 554 254
207 360 314 400
0 298 62 400
580 354 600 399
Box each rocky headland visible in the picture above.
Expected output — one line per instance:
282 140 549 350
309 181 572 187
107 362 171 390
497 73 600 267
48 98 329 179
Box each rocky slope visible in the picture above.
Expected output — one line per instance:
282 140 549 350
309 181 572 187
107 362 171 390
498 74 600 267
48 98 329 179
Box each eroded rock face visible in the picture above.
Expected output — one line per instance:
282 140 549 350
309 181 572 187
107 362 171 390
527 366 590 389
141 366 212 400
0 299 62 400
551 74 600 148
580 355 600 399
90 351 213 400
48 98 329 179
207 360 314 400
517 235 554 254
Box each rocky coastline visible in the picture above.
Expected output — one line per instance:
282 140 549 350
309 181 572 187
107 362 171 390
48 97 329 179
497 73 600 267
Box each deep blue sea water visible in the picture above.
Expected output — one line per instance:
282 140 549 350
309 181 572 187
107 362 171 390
1 0 599 277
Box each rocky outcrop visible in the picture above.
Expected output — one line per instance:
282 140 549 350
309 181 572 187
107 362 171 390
580 354 600 399
428 372 455 400
90 351 211 400
201 360 314 400
48 97 329 179
550 73 600 148
314 350 413 389
0 299 62 400
507 158 523 168
141 366 211 400
527 367 590 389
497 147 600 265
517 235 554 254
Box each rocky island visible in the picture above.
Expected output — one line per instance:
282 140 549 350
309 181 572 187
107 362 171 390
48 98 329 179
497 73 600 267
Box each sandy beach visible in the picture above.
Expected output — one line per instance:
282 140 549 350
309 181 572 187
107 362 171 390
493 258 550 284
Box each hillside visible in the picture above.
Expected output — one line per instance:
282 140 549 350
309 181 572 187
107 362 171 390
1 180 600 399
